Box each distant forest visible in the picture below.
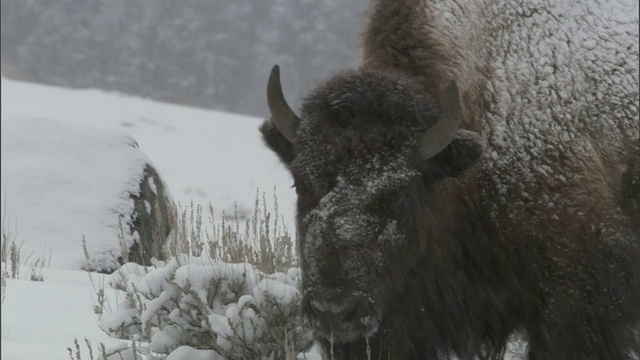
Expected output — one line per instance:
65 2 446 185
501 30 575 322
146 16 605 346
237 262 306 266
1 0 368 116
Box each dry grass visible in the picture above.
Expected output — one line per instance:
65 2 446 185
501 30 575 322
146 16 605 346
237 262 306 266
81 187 296 275
168 188 296 272
67 338 108 360
1 221 21 280
24 247 50 282
1 269 7 308
2 210 51 282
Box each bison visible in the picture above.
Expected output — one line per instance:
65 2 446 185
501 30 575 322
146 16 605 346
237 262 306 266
259 0 640 358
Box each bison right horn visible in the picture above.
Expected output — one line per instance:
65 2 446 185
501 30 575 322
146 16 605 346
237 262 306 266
267 65 300 143
418 80 462 159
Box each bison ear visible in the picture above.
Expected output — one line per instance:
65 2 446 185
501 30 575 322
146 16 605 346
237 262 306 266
420 129 484 181
260 120 295 166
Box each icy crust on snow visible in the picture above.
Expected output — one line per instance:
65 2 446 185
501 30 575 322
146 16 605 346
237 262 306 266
100 255 315 359
431 0 638 207
0 117 151 270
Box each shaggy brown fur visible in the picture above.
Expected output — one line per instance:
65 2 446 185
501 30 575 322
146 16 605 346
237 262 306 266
260 0 639 358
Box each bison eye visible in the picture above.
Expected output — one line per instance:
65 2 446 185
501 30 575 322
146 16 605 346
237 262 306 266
292 180 304 194
293 174 337 196
292 177 314 197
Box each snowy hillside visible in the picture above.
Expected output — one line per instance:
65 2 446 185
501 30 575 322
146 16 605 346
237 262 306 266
1 77 296 269
0 78 296 359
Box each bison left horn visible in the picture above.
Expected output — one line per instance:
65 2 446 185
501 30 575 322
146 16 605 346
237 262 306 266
418 80 463 159
267 65 300 143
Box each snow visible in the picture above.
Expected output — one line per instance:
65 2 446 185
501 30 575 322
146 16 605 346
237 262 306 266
1 117 150 270
1 268 126 360
1 77 296 271
148 178 157 196
0 78 296 359
1 77 296 232
166 346 223 360
254 278 301 316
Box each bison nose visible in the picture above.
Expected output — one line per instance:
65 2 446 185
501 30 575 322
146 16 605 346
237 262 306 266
308 298 371 335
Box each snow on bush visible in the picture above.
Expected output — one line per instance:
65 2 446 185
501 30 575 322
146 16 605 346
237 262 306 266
100 254 315 359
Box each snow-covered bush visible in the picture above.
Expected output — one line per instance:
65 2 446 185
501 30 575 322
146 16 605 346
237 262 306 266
97 186 316 359
99 255 315 359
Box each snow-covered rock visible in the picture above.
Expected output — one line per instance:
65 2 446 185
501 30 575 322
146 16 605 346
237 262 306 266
0 117 174 271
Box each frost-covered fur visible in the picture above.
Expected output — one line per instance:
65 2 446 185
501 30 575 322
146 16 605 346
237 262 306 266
260 0 639 359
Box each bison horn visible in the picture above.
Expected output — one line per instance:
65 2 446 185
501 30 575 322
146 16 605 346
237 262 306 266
267 65 300 143
418 80 462 159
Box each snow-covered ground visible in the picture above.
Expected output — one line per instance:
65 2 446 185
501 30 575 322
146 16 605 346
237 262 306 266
1 77 296 225
1 78 296 269
1 267 125 360
1 78 296 359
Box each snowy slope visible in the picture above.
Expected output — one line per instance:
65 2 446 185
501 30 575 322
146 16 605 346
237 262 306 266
0 78 296 359
1 77 296 270
1 269 125 360
1 77 295 220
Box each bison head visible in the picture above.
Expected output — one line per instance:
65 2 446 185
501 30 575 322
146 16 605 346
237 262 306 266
260 65 484 343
